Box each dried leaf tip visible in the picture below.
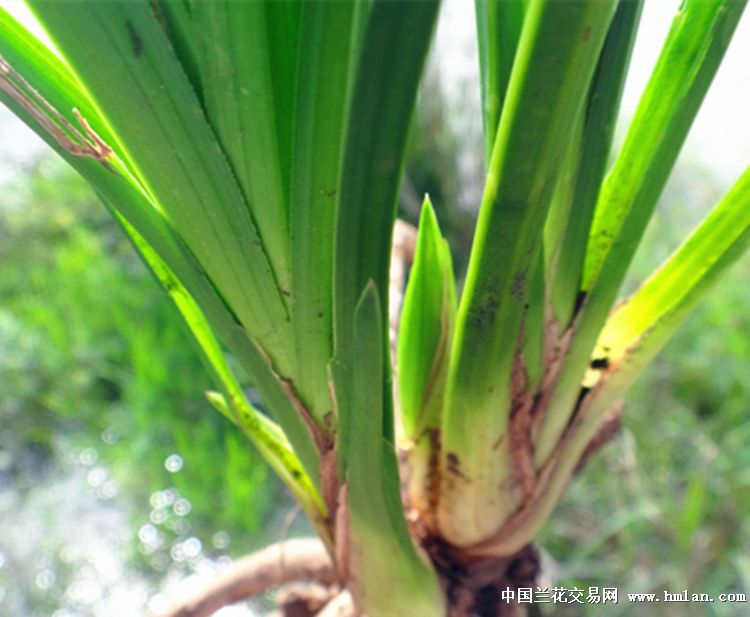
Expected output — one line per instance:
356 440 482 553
0 55 112 162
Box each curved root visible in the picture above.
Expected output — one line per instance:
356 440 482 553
159 539 336 617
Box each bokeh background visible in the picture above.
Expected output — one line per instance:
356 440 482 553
1 1 749 615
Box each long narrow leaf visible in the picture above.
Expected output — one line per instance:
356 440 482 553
149 0 203 99
474 0 524 164
197 1 297 294
0 8 322 482
332 0 440 474
439 0 617 546
116 215 330 547
398 197 456 440
496 176 750 552
28 1 294 375
290 2 356 424
346 283 444 617
547 0 643 328
397 198 456 525
592 166 750 385
535 0 747 466
582 0 746 292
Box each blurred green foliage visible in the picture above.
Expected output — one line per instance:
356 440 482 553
0 157 281 613
1 157 275 534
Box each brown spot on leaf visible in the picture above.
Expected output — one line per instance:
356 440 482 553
446 452 468 480
590 357 609 370
125 20 144 58
511 270 526 300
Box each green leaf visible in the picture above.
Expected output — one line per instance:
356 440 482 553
592 166 750 387
398 196 456 440
675 472 709 555
0 10 215 323
522 249 545 391
0 6 117 158
535 0 747 467
515 167 750 556
28 1 294 375
332 0 440 473
197 1 299 294
290 2 356 424
397 197 456 524
149 0 203 99
333 0 440 353
115 215 329 545
206 391 333 551
475 0 524 164
582 0 747 293
547 0 644 328
439 0 617 546
346 283 445 617
1 7 322 482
